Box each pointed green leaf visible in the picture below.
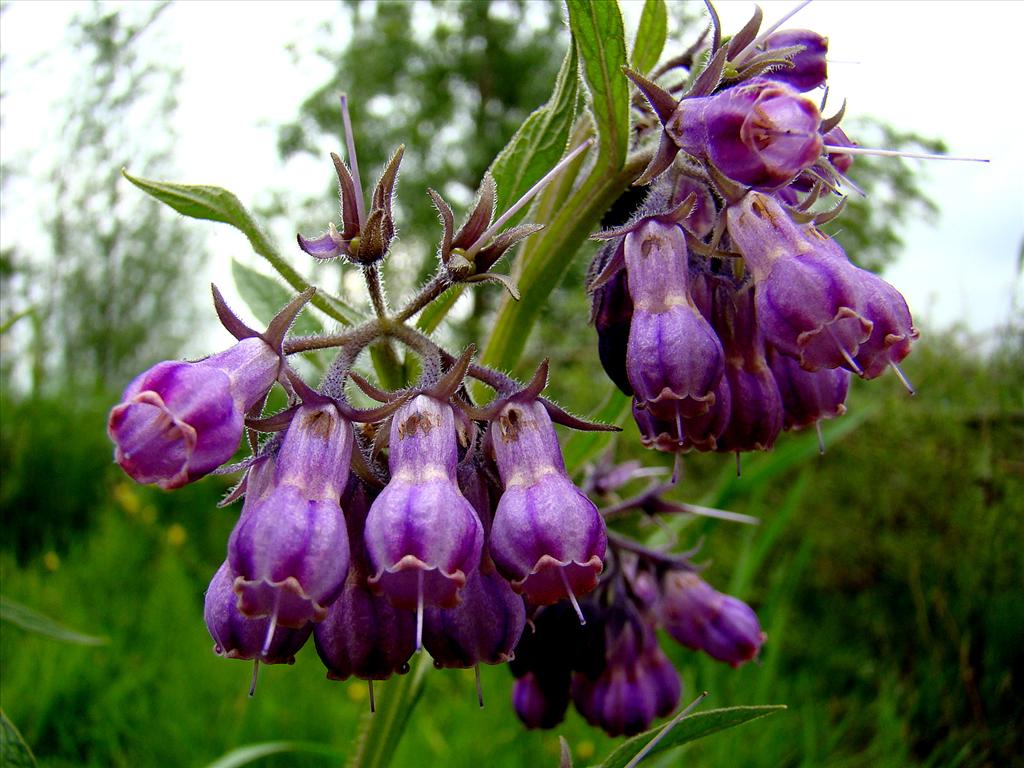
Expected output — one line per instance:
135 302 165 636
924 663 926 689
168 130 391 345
594 705 786 768
203 741 344 768
1 596 107 645
231 259 323 336
1 710 37 768
566 0 629 170
122 170 358 325
347 653 432 768
489 39 579 228
631 0 668 74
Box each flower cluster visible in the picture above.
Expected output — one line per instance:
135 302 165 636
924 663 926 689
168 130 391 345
591 25 917 457
509 462 763 736
106 2 925 744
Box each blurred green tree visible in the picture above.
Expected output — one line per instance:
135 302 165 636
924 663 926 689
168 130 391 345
1 2 202 559
24 2 199 396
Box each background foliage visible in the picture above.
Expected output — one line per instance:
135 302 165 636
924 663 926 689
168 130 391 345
1 2 1021 767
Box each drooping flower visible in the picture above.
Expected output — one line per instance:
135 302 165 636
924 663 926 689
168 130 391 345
229 398 354 628
314 479 417 681
363 392 484 610
513 671 572 730
489 395 606 608
423 560 526 668
571 605 681 737
424 461 526 669
204 560 312 665
660 571 765 667
589 245 635 397
709 284 784 453
108 287 311 489
768 345 849 431
727 191 873 372
623 218 725 421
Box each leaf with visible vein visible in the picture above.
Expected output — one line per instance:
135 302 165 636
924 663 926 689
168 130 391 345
631 0 668 74
1 710 38 768
122 170 360 326
489 40 579 227
595 706 786 768
566 0 629 169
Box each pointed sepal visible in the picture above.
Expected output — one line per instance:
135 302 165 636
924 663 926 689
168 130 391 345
453 173 497 249
623 68 679 125
262 287 316 352
212 284 259 341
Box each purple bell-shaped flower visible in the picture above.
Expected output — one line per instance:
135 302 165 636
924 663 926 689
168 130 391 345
727 192 873 372
204 560 313 666
768 345 849 432
571 606 681 737
513 671 571 730
229 398 353 628
108 287 311 489
424 459 526 669
314 479 416 683
624 218 725 421
489 396 606 610
364 392 484 611
710 285 784 453
423 557 526 669
660 571 765 668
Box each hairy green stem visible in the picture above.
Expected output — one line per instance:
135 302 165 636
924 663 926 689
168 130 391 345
394 272 453 323
363 263 389 319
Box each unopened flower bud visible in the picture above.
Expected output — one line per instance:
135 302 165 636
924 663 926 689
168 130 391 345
660 571 765 667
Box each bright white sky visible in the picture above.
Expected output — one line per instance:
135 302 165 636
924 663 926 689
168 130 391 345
2 1 1022 357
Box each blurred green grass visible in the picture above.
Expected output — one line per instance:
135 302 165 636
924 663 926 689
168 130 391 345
2 328 1021 767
